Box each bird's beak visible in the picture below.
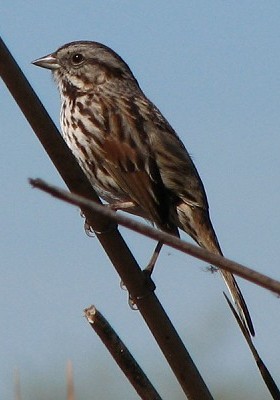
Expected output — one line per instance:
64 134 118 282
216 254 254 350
32 53 60 70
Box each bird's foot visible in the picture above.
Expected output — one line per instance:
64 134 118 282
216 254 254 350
121 269 156 310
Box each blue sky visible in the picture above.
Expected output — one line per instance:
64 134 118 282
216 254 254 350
1 2 280 399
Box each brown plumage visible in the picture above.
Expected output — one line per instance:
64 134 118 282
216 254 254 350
33 41 254 336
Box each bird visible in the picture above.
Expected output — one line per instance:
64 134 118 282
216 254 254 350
32 40 254 336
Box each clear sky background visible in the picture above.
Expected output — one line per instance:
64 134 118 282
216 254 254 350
1 2 280 399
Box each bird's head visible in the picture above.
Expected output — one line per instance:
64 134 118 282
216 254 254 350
32 41 138 95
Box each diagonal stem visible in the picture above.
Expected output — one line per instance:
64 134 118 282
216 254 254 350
30 178 280 296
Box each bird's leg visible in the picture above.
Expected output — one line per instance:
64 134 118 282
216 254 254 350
106 201 164 275
144 241 163 275
106 203 163 276
121 241 162 295
125 241 162 309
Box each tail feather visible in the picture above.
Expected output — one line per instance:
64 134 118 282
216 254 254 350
177 202 255 336
220 269 255 336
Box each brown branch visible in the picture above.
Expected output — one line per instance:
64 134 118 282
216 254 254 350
84 305 162 400
0 37 214 399
30 178 280 296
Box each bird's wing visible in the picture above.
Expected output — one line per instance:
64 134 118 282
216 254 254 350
100 109 173 230
146 108 255 335
146 111 209 211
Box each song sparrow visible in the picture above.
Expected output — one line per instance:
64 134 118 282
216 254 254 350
33 41 254 335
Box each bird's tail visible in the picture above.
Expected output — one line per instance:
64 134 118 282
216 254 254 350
177 202 255 336
219 268 255 336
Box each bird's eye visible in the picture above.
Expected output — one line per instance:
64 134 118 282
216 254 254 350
71 53 84 65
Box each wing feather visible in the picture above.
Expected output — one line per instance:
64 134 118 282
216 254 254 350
100 109 174 230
